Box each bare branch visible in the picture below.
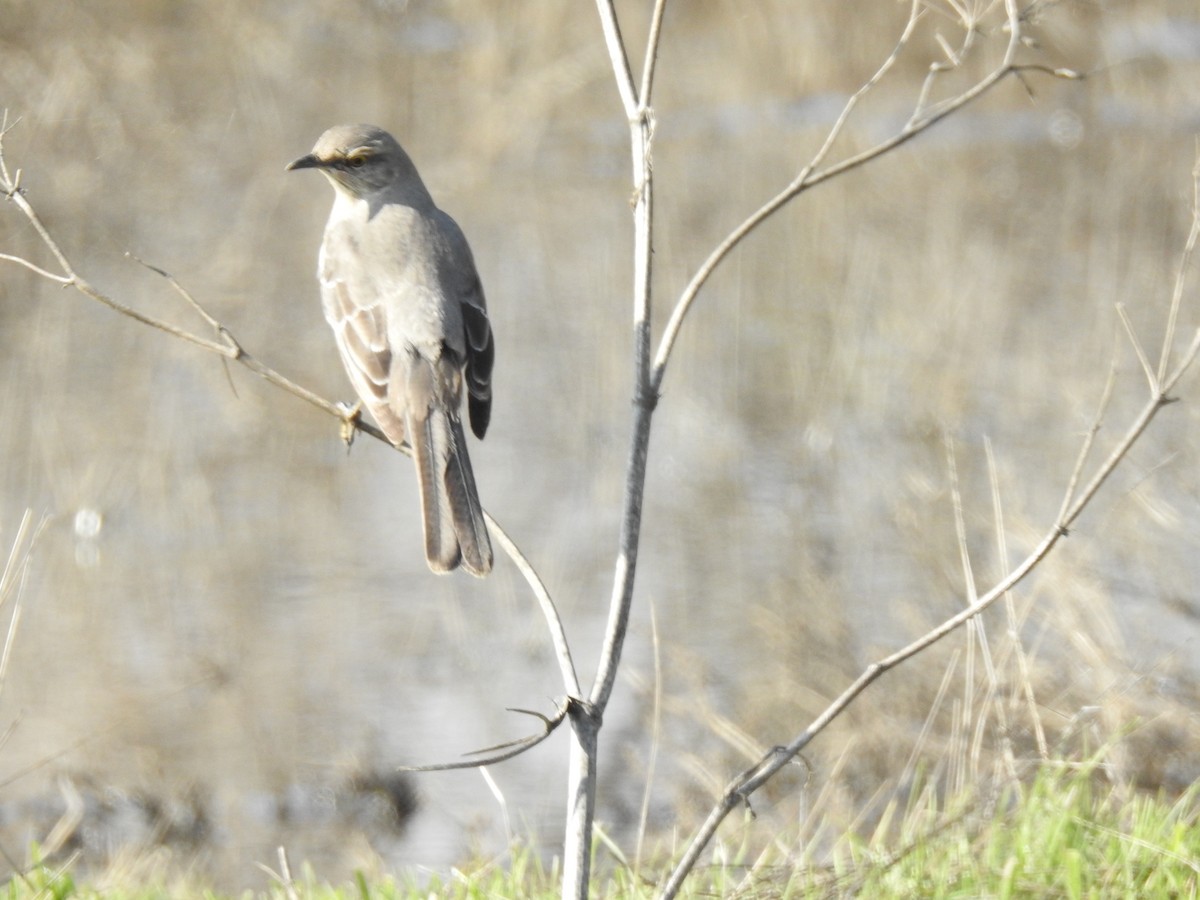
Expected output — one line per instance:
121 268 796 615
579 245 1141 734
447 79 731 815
593 0 638 118
660 270 1200 899
575 8 665 895
651 0 925 391
0 129 585 862
1 145 74 280
1157 150 1200 385
486 511 581 697
814 0 926 184
1055 359 1116 527
1061 328 1200 529
589 0 661 719
1165 328 1200 388
127 252 233 339
651 5 1086 396
0 169 237 359
0 110 20 144
398 701 569 772
121 251 395 441
0 252 71 284
1060 166 1200 523
637 0 670 109
1116 303 1159 395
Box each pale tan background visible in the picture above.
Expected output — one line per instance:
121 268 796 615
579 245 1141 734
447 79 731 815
1 0 1199 889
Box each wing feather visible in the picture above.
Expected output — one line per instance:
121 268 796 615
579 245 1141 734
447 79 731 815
320 258 406 444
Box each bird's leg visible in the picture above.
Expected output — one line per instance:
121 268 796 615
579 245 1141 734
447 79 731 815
335 400 363 449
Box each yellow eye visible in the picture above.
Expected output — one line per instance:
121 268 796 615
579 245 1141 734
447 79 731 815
347 153 368 168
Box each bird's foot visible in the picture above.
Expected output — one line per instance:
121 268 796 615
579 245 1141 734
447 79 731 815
336 400 363 449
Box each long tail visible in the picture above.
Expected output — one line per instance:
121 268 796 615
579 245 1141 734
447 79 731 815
410 404 493 577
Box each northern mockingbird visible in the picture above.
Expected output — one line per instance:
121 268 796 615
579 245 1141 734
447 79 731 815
287 124 494 577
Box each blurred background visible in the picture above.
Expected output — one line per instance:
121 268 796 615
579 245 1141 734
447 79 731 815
1 0 1199 890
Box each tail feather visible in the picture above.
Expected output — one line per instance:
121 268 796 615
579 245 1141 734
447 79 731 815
409 406 462 573
443 416 492 577
403 354 493 577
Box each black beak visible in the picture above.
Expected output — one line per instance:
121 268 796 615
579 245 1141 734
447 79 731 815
286 153 323 172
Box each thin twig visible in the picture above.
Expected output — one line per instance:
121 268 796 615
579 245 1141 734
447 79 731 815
1055 359 1116 527
1157 150 1200 385
487 513 580 696
812 0 926 184
0 253 71 283
652 4 1076 396
399 701 569 772
637 0 670 108
0 181 233 357
127 252 233 337
1061 329 1200 529
1116 303 1159 394
594 0 638 118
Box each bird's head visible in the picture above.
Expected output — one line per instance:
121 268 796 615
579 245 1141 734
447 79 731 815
287 124 420 200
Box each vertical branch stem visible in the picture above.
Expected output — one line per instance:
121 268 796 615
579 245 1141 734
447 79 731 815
562 703 600 900
566 5 668 898
563 95 657 900
591 110 655 712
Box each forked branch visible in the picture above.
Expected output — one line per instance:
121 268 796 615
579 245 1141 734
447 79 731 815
652 0 1084 394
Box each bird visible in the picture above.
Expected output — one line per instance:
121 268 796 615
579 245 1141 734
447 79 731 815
287 124 494 577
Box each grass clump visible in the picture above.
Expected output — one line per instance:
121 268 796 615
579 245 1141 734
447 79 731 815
788 759 1200 899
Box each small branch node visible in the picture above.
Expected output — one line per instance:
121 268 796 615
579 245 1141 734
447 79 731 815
1117 303 1160 395
567 695 602 729
219 329 243 357
635 384 660 412
734 790 757 819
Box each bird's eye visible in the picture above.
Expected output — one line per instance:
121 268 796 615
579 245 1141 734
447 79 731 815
346 153 368 169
